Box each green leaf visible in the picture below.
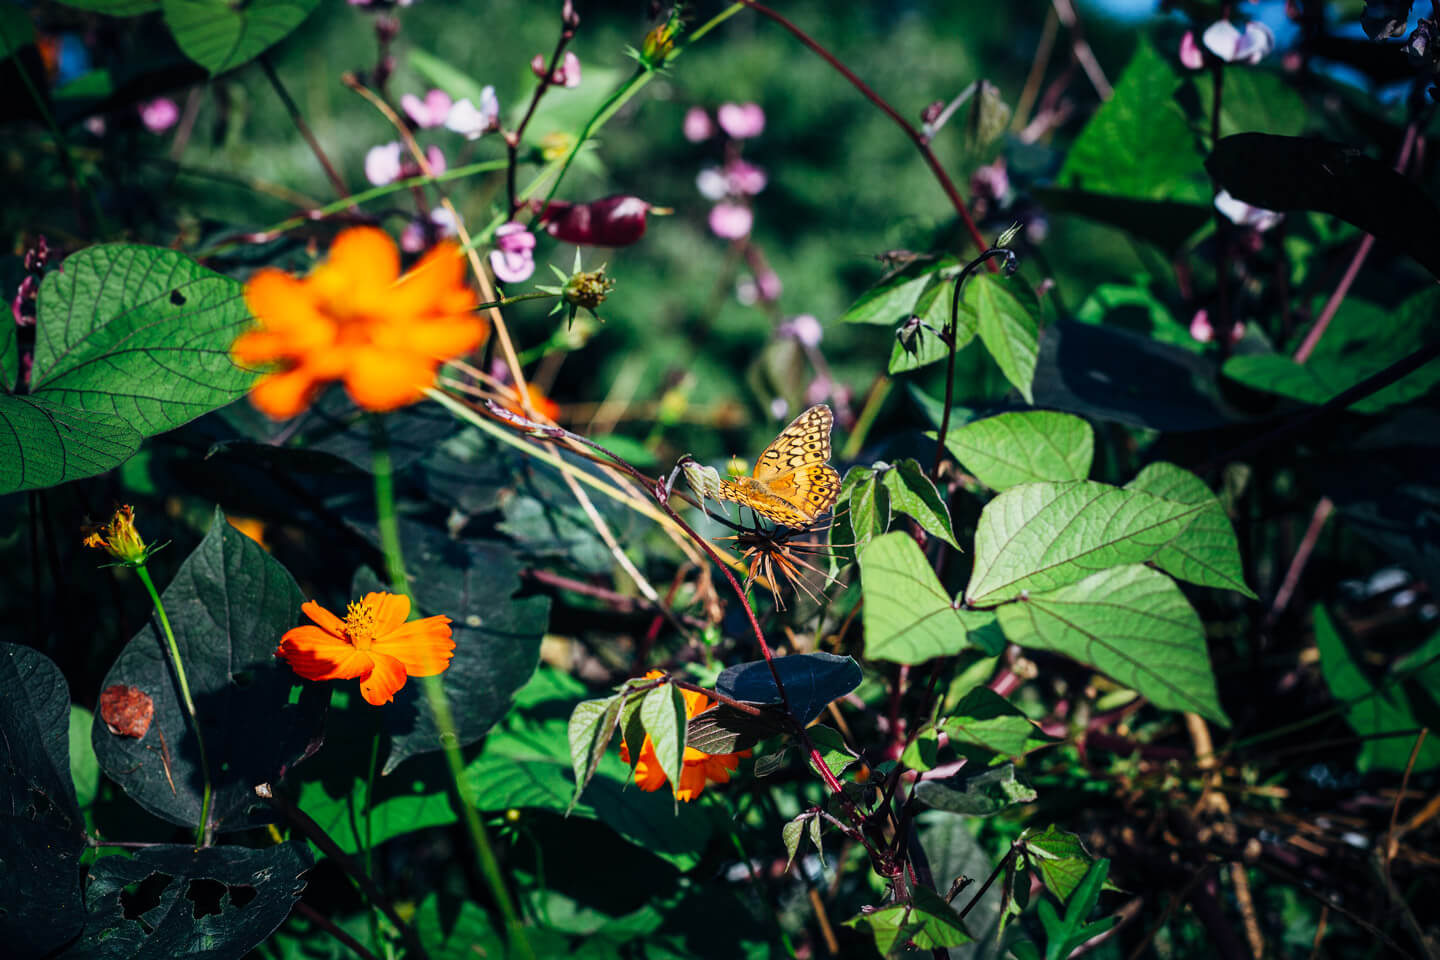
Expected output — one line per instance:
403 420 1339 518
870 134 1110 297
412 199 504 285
1222 291 1440 414
881 458 959 548
844 883 972 952
966 480 1206 606
782 811 815 869
567 695 623 813
714 652 862 727
161 0 319 74
753 745 790 778
640 684 688 801
1126 462 1256 598
74 843 312 959
0 395 142 494
1195 68 1309 143
1314 606 1440 773
685 703 789 755
940 411 1094 490
0 3 36 61
416 895 507 960
92 508 329 833
1021 825 1098 903
848 471 891 549
1056 38 1206 201
0 644 86 957
912 762 1037 816
408 48 495 113
839 261 950 325
901 726 939 771
1033 860 1117 960
381 521 548 773
47 0 159 14
68 706 99 808
887 278 970 374
806 723 861 779
996 564 1229 724
940 688 1050 760
859 532 970 664
970 272 1040 404
30 244 255 437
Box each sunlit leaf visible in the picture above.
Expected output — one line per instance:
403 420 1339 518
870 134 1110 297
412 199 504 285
859 532 970 663
966 481 1206 605
844 883 973 952
640 683 687 801
995 564 1229 724
1126 462 1255 598
940 410 1094 491
969 272 1039 404
940 688 1051 760
881 458 959 549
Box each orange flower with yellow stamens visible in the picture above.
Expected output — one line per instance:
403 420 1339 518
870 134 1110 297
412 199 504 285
233 227 487 420
276 592 455 706
620 671 751 801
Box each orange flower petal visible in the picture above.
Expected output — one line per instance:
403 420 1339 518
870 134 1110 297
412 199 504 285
250 367 326 420
373 615 454 676
276 626 374 680
244 270 320 330
386 241 471 315
327 227 400 287
363 591 411 634
344 348 433 412
674 763 712 802
359 651 409 705
404 317 488 361
301 600 346 636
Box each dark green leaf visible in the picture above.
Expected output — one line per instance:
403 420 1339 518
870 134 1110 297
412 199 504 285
48 0 159 13
782 811 815 870
912 762 1037 815
74 842 312 959
753 746 790 778
940 688 1050 760
860 532 982 663
970 272 1039 404
1207 134 1440 280
92 508 328 833
1022 825 1098 903
685 703 790 755
161 0 320 75
714 652 862 727
881 458 959 548
966 481 1206 605
847 471 890 549
416 894 507 960
1036 187 1209 253
0 395 141 494
844 883 973 952
382 521 548 773
0 3 36 60
840 261 950 325
996 564 1229 724
1126 462 1255 597
567 695 623 813
31 244 255 437
940 410 1094 490
0 644 86 957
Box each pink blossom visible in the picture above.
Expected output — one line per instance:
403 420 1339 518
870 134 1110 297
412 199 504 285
139 98 179 134
780 314 823 348
805 375 832 407
755 268 782 302
1189 308 1244 345
402 89 453 128
424 144 446 176
716 102 765 139
399 209 459 253
696 167 728 201
726 159 767 196
708 202 753 239
532 51 581 88
683 106 714 142
1201 19 1275 64
489 221 536 284
969 159 1010 207
1214 189 1283 231
1179 30 1205 70
364 142 404 186
445 87 499 139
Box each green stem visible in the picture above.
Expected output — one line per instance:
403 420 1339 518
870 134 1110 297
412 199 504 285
368 415 534 960
363 730 381 878
475 290 559 312
135 564 213 845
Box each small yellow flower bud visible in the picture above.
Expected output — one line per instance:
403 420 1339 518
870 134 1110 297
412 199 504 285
83 505 151 565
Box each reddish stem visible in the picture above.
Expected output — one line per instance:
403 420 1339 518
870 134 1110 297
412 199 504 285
738 0 993 265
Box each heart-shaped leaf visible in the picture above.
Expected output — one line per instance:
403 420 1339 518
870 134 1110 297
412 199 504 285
161 0 320 75
1126 462 1255 598
0 395 141 494
859 532 970 664
940 411 1094 490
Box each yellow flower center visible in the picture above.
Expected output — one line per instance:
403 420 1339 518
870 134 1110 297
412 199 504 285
343 601 380 649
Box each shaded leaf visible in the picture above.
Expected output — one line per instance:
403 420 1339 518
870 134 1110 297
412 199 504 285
753 746 790 778
844 883 973 952
714 652 862 727
1127 462 1255 597
640 683 687 801
859 532 969 664
941 411 1094 491
0 395 141 494
1036 187 1210 253
567 695 623 813
161 0 320 75
75 842 312 959
782 811 816 870
685 703 790 755
0 644 86 957
848 471 891 550
92 508 328 833
47 0 159 13
31 244 255 437
966 480 1206 605
913 763 1037 816
996 564 1229 724
881 458 959 549
1208 133 1440 279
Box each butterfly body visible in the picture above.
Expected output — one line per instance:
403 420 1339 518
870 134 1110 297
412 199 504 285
717 404 841 528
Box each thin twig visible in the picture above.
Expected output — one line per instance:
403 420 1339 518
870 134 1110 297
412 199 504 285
1012 8 1059 132
260 57 353 205
1384 729 1429 871
1267 497 1334 627
293 901 382 960
507 6 577 214
1049 0 1112 100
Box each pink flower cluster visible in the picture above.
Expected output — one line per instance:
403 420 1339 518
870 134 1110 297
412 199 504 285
685 102 768 241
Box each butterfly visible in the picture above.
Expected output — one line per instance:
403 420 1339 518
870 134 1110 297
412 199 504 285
716 404 841 528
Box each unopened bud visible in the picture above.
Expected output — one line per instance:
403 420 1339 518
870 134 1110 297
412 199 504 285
537 194 668 247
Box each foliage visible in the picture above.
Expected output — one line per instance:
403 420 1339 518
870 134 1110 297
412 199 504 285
2 0 1438 957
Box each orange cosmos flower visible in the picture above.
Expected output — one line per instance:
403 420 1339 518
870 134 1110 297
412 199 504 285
620 671 751 802
276 591 455 706
233 227 487 419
